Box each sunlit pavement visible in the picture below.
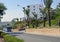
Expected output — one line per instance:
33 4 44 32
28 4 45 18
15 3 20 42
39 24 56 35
7 31 60 42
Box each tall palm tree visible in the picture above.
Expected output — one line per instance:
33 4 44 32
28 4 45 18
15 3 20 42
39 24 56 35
23 6 30 27
32 12 38 27
0 3 7 22
39 8 46 27
56 3 60 27
43 0 53 26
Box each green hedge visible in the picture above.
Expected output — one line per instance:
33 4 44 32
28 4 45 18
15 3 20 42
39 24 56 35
0 31 24 42
4 35 24 42
1 31 24 42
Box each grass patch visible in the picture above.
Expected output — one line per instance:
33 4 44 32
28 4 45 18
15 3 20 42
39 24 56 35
0 31 24 42
4 35 24 42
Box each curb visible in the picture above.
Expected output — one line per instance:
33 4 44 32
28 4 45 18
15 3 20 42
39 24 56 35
25 32 60 38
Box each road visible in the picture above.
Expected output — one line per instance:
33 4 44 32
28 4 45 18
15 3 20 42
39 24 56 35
8 32 60 42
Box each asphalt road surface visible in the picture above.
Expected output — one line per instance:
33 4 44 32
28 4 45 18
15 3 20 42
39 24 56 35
8 32 60 42
16 33 60 42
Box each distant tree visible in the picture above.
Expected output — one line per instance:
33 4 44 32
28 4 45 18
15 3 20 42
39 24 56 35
43 0 53 26
56 3 60 16
0 3 7 10
56 3 60 26
0 3 7 22
50 8 57 19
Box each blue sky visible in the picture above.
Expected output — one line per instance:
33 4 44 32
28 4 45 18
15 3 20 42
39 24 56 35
0 0 60 22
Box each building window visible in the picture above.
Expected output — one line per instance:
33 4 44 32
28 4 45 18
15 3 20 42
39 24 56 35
33 6 35 8
40 14 42 16
39 5 42 7
33 9 35 10
27 5 30 8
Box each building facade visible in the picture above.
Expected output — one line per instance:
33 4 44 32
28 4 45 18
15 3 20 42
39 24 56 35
28 4 43 19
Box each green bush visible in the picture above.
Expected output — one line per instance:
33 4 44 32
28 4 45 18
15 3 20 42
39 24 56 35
0 31 24 42
1 32 7 36
0 31 3 35
4 35 24 42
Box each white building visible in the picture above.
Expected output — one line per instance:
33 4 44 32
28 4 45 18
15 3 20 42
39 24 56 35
28 4 43 19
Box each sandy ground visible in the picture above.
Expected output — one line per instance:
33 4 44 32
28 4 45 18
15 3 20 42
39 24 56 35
26 28 60 37
25 32 60 37
11 28 60 37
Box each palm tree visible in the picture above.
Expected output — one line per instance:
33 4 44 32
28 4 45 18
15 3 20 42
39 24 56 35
23 6 30 27
56 3 60 27
39 8 46 27
0 3 7 22
32 12 38 28
43 0 53 26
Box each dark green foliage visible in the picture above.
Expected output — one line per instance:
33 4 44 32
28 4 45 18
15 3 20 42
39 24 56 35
23 6 30 27
39 8 46 27
0 31 3 36
0 3 7 10
1 32 24 42
43 0 53 26
44 0 53 9
32 12 39 27
0 31 24 42
0 3 7 15
0 31 6 38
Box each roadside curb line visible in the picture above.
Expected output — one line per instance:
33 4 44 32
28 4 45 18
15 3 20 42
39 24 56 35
25 32 60 38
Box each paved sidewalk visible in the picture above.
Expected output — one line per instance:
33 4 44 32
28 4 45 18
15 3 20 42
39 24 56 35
0 38 4 42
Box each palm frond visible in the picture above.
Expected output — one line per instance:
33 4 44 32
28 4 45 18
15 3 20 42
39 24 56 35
43 0 53 9
32 12 37 18
25 9 30 16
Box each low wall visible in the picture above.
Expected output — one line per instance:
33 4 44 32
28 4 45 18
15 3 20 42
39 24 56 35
26 28 60 36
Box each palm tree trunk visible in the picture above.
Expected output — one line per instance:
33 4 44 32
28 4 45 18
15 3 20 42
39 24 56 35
27 16 29 27
43 17 46 27
36 19 38 28
48 9 51 27
32 22 34 28
59 20 60 27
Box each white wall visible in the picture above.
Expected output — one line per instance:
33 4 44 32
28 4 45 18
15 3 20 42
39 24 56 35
29 4 43 19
